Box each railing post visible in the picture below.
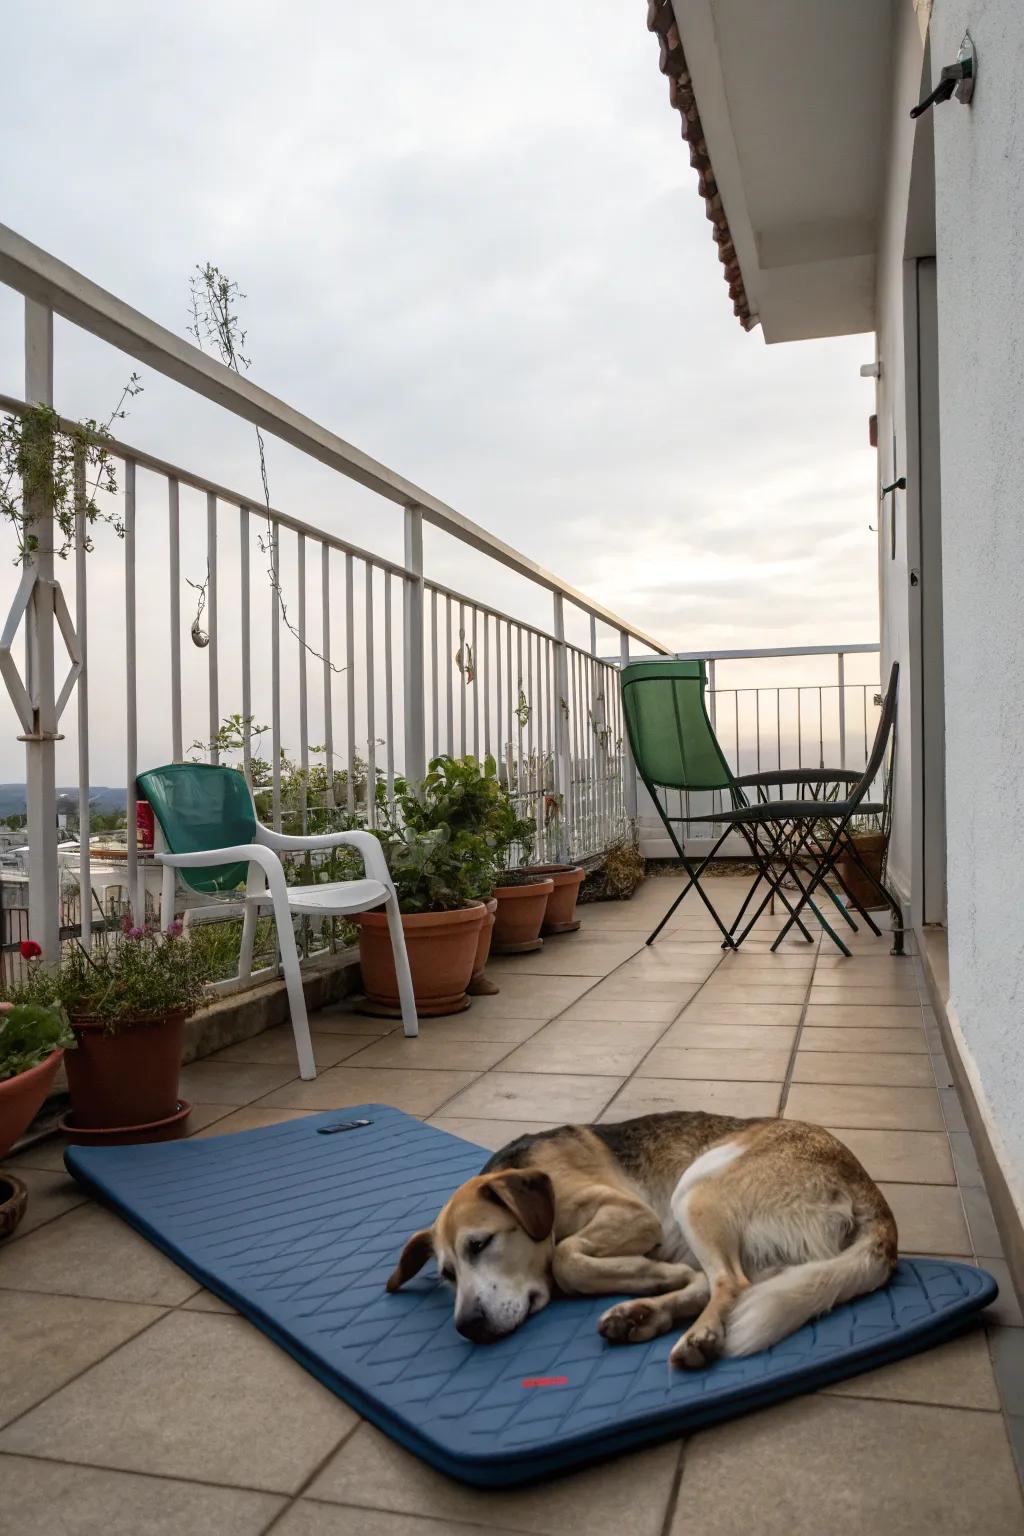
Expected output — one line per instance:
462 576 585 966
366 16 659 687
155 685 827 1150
23 299 60 961
837 650 847 768
403 505 426 786
619 630 638 825
552 593 574 860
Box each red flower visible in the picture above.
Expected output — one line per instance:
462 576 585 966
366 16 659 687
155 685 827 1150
19 939 42 960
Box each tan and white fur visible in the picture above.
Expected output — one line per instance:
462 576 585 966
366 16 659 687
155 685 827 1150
386 1111 898 1368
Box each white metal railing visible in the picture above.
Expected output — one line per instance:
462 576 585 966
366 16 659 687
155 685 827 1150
0 225 666 964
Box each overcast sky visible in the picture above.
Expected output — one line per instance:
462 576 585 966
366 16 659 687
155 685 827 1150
0 1 879 784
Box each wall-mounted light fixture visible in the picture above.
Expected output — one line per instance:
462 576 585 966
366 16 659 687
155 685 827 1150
860 362 882 379
911 32 976 118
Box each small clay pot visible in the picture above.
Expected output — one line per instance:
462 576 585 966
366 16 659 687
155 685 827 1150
356 904 487 1016
65 1012 187 1131
59 1099 193 1147
0 1048 65 1160
467 897 499 996
491 876 555 954
0 1172 28 1241
528 863 585 935
838 832 888 910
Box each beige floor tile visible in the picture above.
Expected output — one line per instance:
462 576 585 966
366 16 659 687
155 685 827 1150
308 1007 397 1036
177 1059 300 1106
340 1035 513 1072
719 953 815 970
962 1185 1005 1260
494 942 642 976
688 982 809 1005
702 967 810 988
308 1421 679 1536
192 1105 317 1137
0 1456 285 1536
211 1028 371 1069
0 1311 357 1494
671 1395 1022 1535
0 1204 200 1305
589 975 710 1002
978 1259 1024 1327
815 957 924 976
679 1002 803 1027
181 1288 236 1313
637 1046 791 1082
791 1051 935 1087
822 1328 999 1409
803 1003 924 1028
257 1066 479 1115
6 1136 74 1172
827 1127 955 1184
619 951 725 980
808 984 922 1007
656 1021 798 1052
273 1504 506 1536
3 1165 88 1239
880 1183 971 1254
182 1102 240 1134
555 995 688 1023
498 1036 651 1077
800 1025 926 1053
528 1017 672 1050
394 1013 546 1044
601 1078 781 1121
442 1070 618 1123
786 1082 944 1131
0 1291 164 1428
427 1117 557 1152
454 976 594 1020
948 1130 984 1187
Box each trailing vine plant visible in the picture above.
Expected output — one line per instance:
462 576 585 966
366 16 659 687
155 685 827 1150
0 373 143 563
187 263 340 671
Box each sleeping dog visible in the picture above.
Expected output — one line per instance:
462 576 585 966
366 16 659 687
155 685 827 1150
387 1111 897 1367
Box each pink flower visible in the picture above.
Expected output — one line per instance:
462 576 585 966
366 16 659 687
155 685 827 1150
0 1001 13 1013
126 926 145 941
165 920 183 938
19 939 42 960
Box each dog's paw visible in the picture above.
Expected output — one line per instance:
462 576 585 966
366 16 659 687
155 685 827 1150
670 1323 723 1370
598 1299 663 1344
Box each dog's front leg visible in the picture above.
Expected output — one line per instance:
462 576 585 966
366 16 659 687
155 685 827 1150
598 1278 712 1344
552 1199 699 1297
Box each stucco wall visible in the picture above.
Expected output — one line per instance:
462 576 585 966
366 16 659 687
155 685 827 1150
931 0 1024 1216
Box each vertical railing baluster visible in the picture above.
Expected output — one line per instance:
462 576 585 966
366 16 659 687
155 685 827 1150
837 651 847 767
430 586 439 759
384 572 395 802
124 460 143 922
458 600 467 756
270 521 282 831
482 611 491 760
755 689 761 773
168 481 183 762
505 620 514 794
297 534 308 833
619 631 637 826
240 507 251 785
345 552 355 812
797 687 803 767
471 605 479 760
515 625 525 828
445 595 454 756
321 544 334 798
365 562 376 826
74 452 91 948
817 685 824 768
402 506 426 786
552 594 573 859
206 492 219 762
526 627 535 825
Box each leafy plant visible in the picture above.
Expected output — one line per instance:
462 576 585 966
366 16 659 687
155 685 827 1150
0 1002 75 1082
4 929 210 1033
387 755 536 873
577 839 646 905
372 762 500 912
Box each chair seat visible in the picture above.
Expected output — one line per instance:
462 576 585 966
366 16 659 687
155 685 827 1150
250 878 388 916
702 799 884 827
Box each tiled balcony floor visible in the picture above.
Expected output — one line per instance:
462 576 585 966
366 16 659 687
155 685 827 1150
3 876 1023 1534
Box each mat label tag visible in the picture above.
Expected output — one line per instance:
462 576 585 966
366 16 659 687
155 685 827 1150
521 1376 569 1388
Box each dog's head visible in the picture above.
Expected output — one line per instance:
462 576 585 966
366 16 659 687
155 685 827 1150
386 1167 556 1343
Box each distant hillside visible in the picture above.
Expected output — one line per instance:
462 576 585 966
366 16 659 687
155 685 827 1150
0 785 127 819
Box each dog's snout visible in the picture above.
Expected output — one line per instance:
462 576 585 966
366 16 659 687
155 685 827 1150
455 1307 501 1344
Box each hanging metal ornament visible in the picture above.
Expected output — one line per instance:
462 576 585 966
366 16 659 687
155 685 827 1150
191 617 209 649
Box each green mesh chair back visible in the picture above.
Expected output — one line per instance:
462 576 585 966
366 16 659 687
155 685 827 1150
136 763 257 894
620 660 737 795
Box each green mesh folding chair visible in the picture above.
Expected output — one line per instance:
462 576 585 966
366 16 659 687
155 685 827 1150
137 763 417 1079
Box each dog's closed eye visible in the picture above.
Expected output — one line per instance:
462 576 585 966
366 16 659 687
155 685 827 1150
465 1235 494 1260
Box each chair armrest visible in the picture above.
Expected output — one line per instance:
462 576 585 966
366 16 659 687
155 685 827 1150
255 826 391 884
733 769 861 789
159 843 291 902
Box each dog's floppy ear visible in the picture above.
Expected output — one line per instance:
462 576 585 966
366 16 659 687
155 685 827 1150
485 1169 555 1242
386 1228 435 1292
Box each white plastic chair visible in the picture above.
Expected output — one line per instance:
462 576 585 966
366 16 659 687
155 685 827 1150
138 763 417 1080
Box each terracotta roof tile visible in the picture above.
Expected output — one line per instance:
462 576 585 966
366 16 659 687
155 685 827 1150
646 0 756 330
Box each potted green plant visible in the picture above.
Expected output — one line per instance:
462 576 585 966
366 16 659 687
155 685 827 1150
6 924 209 1144
1 997 76 1240
355 816 491 1016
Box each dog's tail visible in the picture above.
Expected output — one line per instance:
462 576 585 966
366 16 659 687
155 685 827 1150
721 1213 897 1359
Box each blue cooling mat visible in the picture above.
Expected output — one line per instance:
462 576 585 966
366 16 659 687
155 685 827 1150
65 1106 996 1486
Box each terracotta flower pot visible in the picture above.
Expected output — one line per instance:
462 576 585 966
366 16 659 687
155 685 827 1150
0 1048 64 1160
491 876 555 954
467 897 499 996
838 832 887 911
356 904 487 1017
527 863 585 935
64 1011 187 1131
0 1173 28 1241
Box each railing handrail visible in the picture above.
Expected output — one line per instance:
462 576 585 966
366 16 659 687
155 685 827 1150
0 223 669 654
673 643 880 662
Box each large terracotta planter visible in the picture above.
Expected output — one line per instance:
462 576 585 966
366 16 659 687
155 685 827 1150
64 1011 187 1132
491 876 555 955
356 904 486 1017
528 863 585 935
467 897 499 997
0 1048 64 1159
838 833 887 911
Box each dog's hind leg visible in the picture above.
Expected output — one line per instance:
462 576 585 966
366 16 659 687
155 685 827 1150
598 1276 712 1344
552 1197 700 1297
